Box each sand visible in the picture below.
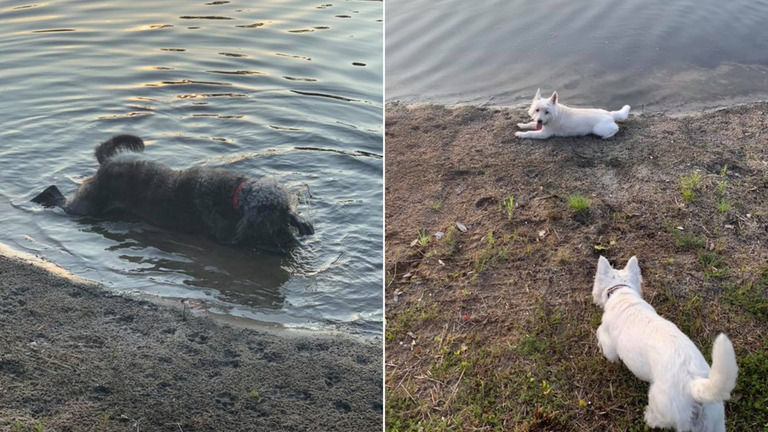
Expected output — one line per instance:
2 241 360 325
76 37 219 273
0 253 382 432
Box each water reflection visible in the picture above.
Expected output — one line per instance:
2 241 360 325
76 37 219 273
80 217 291 309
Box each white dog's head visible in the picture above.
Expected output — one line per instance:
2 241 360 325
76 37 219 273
592 256 643 307
527 89 559 129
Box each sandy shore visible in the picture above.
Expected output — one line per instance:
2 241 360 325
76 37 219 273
385 102 768 430
0 253 382 431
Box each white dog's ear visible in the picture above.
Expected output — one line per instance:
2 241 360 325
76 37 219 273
625 256 643 286
550 91 558 104
534 88 542 100
596 256 613 279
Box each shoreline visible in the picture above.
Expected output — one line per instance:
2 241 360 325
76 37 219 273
0 247 382 431
385 96 768 118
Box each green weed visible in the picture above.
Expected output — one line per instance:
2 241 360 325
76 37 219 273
415 229 430 247
499 194 515 221
680 172 702 202
698 251 728 279
567 194 591 213
671 229 706 251
716 199 731 213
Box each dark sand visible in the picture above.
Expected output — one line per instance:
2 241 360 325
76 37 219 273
385 102 768 430
0 253 382 431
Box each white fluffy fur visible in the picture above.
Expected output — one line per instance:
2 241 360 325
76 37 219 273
593 256 738 432
516 89 630 139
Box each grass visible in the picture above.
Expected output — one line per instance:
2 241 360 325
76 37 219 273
671 228 706 251
471 232 507 278
698 251 729 279
680 172 702 202
716 198 731 213
722 268 768 320
566 194 590 213
679 172 702 202
430 199 443 211
731 348 768 430
499 194 515 221
415 228 430 247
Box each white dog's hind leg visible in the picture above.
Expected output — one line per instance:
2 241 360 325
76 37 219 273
593 121 619 138
516 121 538 130
515 129 554 139
596 324 618 362
644 384 676 429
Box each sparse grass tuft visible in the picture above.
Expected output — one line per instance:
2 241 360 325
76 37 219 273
698 251 728 279
680 172 702 202
471 232 507 277
722 269 768 320
430 198 443 211
415 229 430 247
671 229 706 251
716 199 731 213
499 194 515 221
567 194 591 213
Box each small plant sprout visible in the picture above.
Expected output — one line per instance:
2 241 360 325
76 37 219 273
415 229 430 247
430 199 443 211
717 180 727 196
721 164 728 176
680 172 702 202
567 194 591 213
499 194 514 220
717 199 731 213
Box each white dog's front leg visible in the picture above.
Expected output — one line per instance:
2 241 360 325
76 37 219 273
597 324 619 363
515 129 553 139
516 121 538 130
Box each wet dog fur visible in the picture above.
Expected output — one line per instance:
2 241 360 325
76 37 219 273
32 135 313 251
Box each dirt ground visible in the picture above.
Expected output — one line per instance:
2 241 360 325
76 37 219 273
385 102 768 431
0 254 382 432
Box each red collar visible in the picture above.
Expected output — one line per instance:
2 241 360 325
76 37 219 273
232 180 246 210
606 284 629 299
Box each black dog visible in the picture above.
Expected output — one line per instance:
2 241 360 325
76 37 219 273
32 135 313 250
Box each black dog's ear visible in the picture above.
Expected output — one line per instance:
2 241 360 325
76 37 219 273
289 212 314 236
31 185 66 208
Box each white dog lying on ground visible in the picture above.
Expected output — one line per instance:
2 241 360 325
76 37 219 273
516 89 630 139
593 256 738 432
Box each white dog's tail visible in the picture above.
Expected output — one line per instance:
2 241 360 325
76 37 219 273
610 105 631 122
690 334 738 403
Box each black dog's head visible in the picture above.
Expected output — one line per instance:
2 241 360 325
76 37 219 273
233 178 313 250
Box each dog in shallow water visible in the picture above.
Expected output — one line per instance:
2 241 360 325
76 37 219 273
593 256 737 432
32 135 314 251
516 89 630 139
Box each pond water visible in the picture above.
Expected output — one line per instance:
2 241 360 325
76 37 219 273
386 0 768 112
0 0 382 336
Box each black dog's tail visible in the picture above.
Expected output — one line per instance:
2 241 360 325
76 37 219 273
31 185 66 208
94 135 145 164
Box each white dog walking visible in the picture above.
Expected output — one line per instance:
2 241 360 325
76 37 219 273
516 89 630 139
593 256 738 432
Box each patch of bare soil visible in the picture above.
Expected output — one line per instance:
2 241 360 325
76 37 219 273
0 255 382 432
385 102 768 431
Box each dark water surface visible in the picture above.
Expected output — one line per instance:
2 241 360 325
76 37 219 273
386 0 768 112
0 0 382 336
